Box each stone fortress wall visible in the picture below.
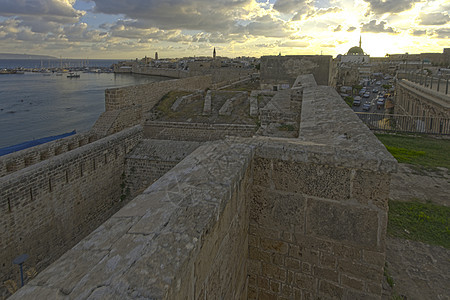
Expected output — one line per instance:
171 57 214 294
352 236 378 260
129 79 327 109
8 73 397 299
0 73 251 298
0 126 142 292
0 131 99 177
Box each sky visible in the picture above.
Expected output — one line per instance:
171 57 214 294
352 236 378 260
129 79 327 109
0 0 448 59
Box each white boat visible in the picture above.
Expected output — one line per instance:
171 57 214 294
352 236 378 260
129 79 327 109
67 72 80 78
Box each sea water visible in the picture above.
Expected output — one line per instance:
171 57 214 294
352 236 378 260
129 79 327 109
0 64 168 148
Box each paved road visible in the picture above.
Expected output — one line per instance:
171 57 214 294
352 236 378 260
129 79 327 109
351 82 388 114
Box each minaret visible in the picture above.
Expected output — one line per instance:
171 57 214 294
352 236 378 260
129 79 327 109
359 36 362 49
213 47 216 60
155 52 158 60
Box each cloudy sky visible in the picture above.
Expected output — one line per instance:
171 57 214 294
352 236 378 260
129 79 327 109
0 0 448 59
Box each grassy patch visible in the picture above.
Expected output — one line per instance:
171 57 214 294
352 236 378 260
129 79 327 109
375 133 450 169
387 200 450 248
278 124 295 131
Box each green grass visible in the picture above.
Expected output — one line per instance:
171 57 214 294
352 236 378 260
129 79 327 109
387 200 450 248
278 124 295 131
375 133 450 169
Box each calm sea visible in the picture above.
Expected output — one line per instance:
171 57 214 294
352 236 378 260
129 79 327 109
0 59 168 148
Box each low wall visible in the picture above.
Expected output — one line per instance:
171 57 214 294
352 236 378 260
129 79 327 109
0 131 98 177
0 126 143 298
143 121 257 141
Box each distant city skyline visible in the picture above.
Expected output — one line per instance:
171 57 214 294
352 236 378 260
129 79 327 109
0 0 448 59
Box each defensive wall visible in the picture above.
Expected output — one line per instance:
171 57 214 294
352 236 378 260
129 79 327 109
0 131 98 177
0 126 142 294
92 75 212 136
10 75 397 299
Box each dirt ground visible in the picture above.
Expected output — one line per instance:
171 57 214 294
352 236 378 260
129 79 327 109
383 163 450 299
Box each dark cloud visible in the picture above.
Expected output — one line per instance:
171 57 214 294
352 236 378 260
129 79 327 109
434 28 450 39
0 0 83 23
333 25 342 32
361 20 398 33
410 29 427 36
418 12 450 26
363 0 421 16
91 0 251 33
244 15 294 38
347 26 357 32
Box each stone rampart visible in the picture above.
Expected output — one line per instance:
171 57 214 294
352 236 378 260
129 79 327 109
0 126 142 294
9 76 397 299
0 131 99 177
10 140 254 299
143 121 257 141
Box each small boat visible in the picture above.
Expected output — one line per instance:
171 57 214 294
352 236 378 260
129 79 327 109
67 72 80 78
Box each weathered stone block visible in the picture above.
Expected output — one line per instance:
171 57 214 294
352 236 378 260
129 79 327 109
272 161 351 200
351 170 391 209
306 198 379 248
319 279 344 299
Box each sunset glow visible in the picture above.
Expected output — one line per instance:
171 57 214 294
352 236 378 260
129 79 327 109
0 0 448 59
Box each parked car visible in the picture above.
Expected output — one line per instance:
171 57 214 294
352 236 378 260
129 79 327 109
376 99 384 109
373 88 378 93
362 103 371 111
363 92 370 98
353 96 361 106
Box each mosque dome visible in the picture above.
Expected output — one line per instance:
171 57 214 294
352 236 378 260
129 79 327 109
347 46 365 55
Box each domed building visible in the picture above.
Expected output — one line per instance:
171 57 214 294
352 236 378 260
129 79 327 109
347 46 365 56
336 36 372 86
341 37 369 63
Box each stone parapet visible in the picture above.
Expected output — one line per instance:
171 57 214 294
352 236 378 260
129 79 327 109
0 131 99 178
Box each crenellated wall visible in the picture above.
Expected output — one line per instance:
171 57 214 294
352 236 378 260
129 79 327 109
0 126 142 293
0 131 99 177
